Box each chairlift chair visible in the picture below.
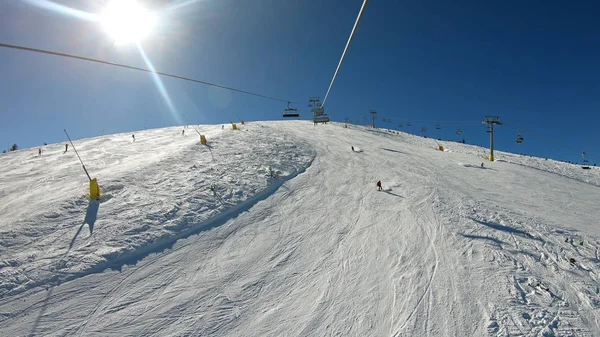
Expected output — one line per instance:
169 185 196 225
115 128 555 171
407 122 412 126
421 127 427 133
435 122 441 130
313 115 330 124
282 102 300 118
516 129 523 143
456 129 462 136
582 152 591 169
312 103 329 124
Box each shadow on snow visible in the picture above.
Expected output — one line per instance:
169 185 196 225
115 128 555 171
383 190 404 198
381 148 407 155
69 200 99 249
461 234 506 246
48 163 312 290
470 217 540 241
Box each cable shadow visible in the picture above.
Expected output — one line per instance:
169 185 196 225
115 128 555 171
470 217 539 241
381 148 407 154
461 234 505 246
69 200 99 250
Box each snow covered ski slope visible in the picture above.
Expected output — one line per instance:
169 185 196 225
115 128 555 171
1 121 600 336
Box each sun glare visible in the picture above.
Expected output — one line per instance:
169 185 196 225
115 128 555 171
101 0 156 44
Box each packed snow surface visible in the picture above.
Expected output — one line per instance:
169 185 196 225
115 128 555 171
1 121 600 336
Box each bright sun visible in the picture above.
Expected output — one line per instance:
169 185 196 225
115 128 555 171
100 0 157 44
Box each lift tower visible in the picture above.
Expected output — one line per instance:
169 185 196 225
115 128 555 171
482 116 502 161
370 110 377 128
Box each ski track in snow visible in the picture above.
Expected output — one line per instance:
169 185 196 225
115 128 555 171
1 121 600 336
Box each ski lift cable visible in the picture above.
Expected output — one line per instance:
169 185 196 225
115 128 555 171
321 0 369 108
0 42 290 103
392 118 482 125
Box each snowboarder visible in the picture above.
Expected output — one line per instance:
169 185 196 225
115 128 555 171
376 180 382 191
351 146 355 152
64 143 68 153
132 134 136 142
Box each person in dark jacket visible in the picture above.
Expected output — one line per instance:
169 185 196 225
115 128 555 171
376 181 382 191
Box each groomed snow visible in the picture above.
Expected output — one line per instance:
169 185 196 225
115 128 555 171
1 120 599 336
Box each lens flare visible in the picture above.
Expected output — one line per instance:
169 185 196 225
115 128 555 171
137 44 182 124
23 0 99 21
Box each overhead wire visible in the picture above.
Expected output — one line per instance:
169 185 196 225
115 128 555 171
0 42 290 103
321 0 369 108
396 119 482 125
502 122 598 163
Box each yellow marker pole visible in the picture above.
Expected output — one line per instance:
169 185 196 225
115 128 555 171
64 129 100 199
90 178 100 200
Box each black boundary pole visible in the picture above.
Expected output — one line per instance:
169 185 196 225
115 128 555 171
64 129 92 181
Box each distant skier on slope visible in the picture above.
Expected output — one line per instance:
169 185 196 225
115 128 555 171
38 148 42 156
64 144 68 153
132 134 136 142
377 180 382 191
351 146 355 152
182 129 185 136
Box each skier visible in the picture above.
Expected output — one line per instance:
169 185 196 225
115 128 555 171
481 163 484 168
182 129 185 136
38 148 42 156
222 125 224 130
64 143 68 153
376 180 382 191
351 146 355 152
132 134 136 142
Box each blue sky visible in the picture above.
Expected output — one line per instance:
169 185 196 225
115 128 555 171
0 0 598 164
